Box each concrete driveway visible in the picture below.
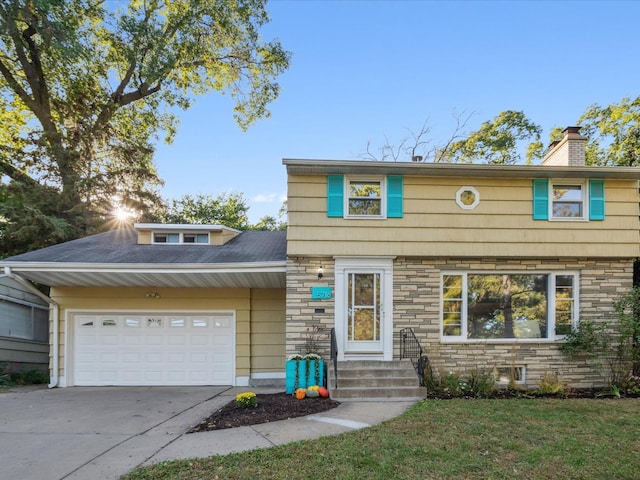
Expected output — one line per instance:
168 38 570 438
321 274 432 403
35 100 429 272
0 385 237 480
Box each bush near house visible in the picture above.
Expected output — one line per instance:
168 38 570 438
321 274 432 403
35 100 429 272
0 364 48 388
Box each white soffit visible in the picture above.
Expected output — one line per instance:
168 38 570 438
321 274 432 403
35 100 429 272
4 263 286 288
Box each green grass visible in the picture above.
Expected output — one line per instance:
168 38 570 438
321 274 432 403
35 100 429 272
124 398 640 480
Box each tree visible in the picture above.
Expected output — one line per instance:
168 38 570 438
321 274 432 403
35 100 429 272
0 0 290 255
578 96 640 166
154 192 251 230
360 110 543 164
439 110 543 165
360 111 475 162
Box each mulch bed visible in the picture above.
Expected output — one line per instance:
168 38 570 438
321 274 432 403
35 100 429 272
188 392 340 433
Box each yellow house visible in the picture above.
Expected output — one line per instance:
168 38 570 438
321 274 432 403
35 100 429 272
2 226 286 387
285 127 640 390
3 127 640 393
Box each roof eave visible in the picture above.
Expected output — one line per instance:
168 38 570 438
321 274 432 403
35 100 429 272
0 261 287 274
282 158 640 180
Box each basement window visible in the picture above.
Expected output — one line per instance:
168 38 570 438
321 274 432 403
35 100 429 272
495 366 526 385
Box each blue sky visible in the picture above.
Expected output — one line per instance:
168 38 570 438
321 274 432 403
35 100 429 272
153 0 640 224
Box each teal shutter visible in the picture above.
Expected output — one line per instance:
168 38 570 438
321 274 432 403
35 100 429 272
532 179 549 220
387 176 403 218
327 175 344 217
589 179 605 220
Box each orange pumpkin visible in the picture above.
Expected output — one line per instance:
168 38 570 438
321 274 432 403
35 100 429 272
318 386 329 398
295 388 306 400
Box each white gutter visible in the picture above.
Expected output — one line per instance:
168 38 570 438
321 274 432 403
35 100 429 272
3 267 59 388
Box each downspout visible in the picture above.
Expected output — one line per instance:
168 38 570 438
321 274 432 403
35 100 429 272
3 267 59 388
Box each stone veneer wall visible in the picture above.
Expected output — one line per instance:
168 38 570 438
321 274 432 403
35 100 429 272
286 258 335 358
286 256 634 389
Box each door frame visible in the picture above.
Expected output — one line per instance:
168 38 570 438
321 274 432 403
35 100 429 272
334 257 394 361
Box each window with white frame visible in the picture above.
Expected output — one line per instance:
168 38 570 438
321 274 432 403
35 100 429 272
441 272 578 341
153 232 209 244
347 178 383 216
552 182 585 219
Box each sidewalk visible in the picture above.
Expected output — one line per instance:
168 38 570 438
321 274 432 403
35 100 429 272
0 385 418 480
143 391 417 464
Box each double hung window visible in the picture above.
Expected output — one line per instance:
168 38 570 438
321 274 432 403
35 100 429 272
348 180 382 216
442 272 578 341
552 184 584 219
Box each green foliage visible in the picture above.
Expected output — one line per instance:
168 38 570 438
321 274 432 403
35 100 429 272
578 96 640 166
155 192 250 230
235 391 257 409
536 372 566 396
439 110 543 164
250 215 286 231
432 369 496 398
560 287 640 391
559 318 604 358
467 368 496 398
0 364 49 387
0 0 290 254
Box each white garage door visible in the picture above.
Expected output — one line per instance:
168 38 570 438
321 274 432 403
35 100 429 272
73 313 234 386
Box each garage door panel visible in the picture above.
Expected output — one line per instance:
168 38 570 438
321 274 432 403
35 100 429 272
168 335 186 346
146 335 163 346
74 313 234 386
123 335 141 346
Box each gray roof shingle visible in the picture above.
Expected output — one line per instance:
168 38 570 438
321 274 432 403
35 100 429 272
3 228 287 265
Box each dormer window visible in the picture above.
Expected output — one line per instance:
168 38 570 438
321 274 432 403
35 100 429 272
153 232 209 244
183 233 209 244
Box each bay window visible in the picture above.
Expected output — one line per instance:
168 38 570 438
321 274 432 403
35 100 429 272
441 272 578 341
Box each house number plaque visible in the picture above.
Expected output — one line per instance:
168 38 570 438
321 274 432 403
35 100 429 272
311 286 332 300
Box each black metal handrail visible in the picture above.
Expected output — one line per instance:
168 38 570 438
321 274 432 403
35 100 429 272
330 327 338 388
399 327 429 386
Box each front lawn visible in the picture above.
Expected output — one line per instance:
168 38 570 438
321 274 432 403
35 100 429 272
124 398 640 480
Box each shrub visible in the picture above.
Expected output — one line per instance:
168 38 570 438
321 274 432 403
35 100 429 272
560 287 640 392
536 372 566 396
0 364 49 387
468 369 496 398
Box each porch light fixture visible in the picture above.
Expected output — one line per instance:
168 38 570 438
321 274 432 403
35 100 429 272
317 265 324 279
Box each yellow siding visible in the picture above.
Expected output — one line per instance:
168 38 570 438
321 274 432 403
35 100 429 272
137 231 152 244
250 289 286 373
287 175 640 258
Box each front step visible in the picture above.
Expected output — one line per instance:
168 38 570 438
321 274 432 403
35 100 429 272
328 360 427 401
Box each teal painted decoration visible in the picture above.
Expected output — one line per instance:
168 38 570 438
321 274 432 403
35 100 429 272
285 357 325 394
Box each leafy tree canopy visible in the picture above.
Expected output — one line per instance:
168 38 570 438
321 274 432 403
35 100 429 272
153 192 251 230
0 0 289 257
361 110 544 164
436 110 543 165
578 96 640 166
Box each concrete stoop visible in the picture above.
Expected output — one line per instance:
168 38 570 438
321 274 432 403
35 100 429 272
328 360 427 401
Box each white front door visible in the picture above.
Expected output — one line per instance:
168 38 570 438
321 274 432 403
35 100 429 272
335 257 394 360
345 271 383 353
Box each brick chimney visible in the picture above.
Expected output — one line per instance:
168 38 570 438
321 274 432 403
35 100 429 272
542 126 586 167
